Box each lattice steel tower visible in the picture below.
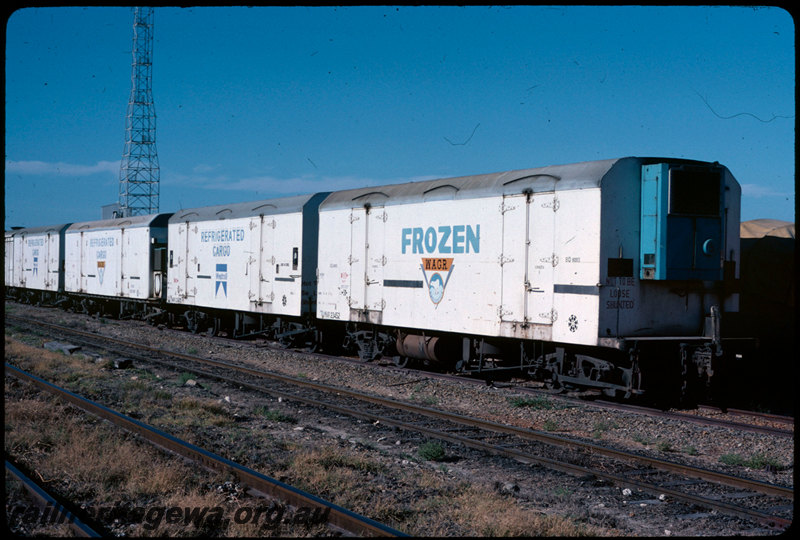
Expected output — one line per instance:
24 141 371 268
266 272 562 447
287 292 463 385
119 7 159 217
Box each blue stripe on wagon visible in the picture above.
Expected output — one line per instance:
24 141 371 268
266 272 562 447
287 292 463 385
384 279 424 288
554 284 600 295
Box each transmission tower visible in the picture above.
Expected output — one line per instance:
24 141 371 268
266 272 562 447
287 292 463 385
119 7 159 217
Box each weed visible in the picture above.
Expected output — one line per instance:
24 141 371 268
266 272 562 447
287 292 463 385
412 382 427 393
719 453 746 466
418 441 446 461
418 395 439 406
721 453 782 470
178 372 198 385
553 486 572 498
656 441 674 452
131 369 160 381
254 406 297 424
593 420 618 431
632 433 651 446
744 453 782 470
122 378 150 392
591 421 616 439
409 382 438 406
151 389 173 401
508 395 553 409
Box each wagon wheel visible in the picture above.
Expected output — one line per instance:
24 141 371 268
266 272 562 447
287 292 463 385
394 356 413 369
624 362 642 400
543 372 561 390
206 317 221 337
145 308 158 326
185 310 201 334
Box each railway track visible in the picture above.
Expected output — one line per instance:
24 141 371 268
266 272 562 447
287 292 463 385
377 368 794 439
590 400 793 439
5 363 406 537
121 315 800 440
5 315 793 530
698 405 795 426
165 316 796 438
7 307 793 437
5 458 103 537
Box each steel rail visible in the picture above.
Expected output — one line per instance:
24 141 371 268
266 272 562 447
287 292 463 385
698 404 794 425
5 458 102 537
12 358 790 530
139 345 800 496
232 361 795 500
10 313 791 438
7 316 794 528
7 314 793 501
593 400 793 438
130 360 792 528
5 363 406 538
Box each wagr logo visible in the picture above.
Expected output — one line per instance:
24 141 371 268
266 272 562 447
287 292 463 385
420 258 454 305
215 264 228 297
96 249 107 285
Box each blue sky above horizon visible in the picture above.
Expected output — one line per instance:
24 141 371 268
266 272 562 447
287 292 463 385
5 5 795 228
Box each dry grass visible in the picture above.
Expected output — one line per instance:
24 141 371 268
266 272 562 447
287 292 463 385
138 489 331 537
4 382 317 537
448 488 596 536
5 336 113 398
5 335 98 373
284 444 600 536
5 472 76 537
5 333 603 537
6 336 234 428
4 391 189 502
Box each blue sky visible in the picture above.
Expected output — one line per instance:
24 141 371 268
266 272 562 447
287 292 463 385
5 5 795 228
